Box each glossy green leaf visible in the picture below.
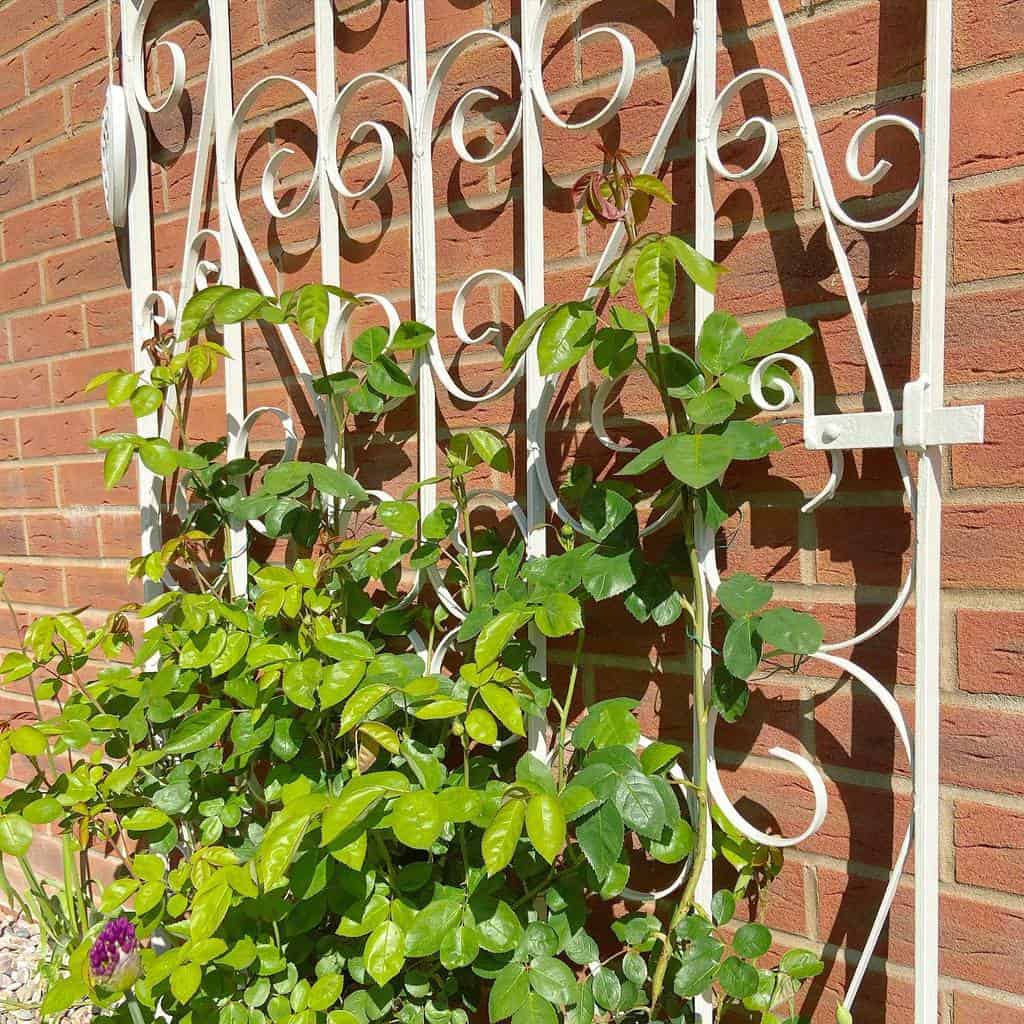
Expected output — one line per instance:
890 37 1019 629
103 440 135 489
511 993 557 1024
391 791 443 850
576 801 624 881
483 798 526 875
733 922 772 959
164 708 232 755
528 957 577 1004
525 793 565 864
537 302 596 375
722 420 783 460
466 708 498 746
489 963 530 1021
779 948 825 980
711 664 749 723
502 305 555 371
717 573 773 617
535 593 583 638
663 235 725 294
296 284 331 343
687 387 736 425
633 238 675 324
718 956 759 999
746 317 813 359
364 921 405 986
479 683 525 737
662 433 734 489
757 608 824 654
405 900 463 957
698 311 747 375
723 616 762 680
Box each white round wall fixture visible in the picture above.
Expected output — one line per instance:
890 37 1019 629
101 83 131 227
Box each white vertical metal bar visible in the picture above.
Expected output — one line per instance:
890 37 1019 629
692 2 716 1020
209 0 246 599
521 0 549 757
119 0 163 603
407 2 440 529
914 4 952 1022
315 0 343 472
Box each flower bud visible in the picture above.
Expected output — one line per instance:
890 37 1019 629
89 917 142 992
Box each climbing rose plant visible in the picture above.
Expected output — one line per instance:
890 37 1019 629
0 157 838 1024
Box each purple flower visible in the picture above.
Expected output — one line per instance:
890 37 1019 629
89 917 142 990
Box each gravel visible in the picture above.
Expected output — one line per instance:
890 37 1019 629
0 916 91 1024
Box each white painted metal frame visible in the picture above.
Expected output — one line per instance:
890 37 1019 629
102 1 984 1020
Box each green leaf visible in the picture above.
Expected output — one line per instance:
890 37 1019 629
535 593 583 638
165 708 231 755
718 573 773 617
657 349 704 400
746 317 813 359
502 304 555 371
367 356 415 398
620 437 670 477
40 977 87 1018
631 174 674 205
722 421 783 460
308 974 344 1012
483 798 526 875
391 791 443 850
440 924 481 969
712 664 749 723
573 698 639 750
673 954 719 998
733 922 772 959
663 235 725 294
580 485 634 543
106 371 140 406
258 813 310 889
103 441 135 489
576 801 624 881
529 957 577 1005
422 502 457 540
130 384 163 417
391 321 435 351
364 921 405 986
406 900 463 957
23 797 62 825
662 433 734 489
593 327 637 378
191 883 232 940
537 302 596 375
757 608 823 654
466 708 498 746
711 889 736 926
296 284 331 343
612 770 666 839
480 684 526 737
377 500 418 538
489 963 529 1022
525 793 566 864
283 659 321 709
475 610 530 668
687 388 736 425
353 326 390 363
698 311 747 375
633 238 675 323
779 948 825 980
171 961 202 1004
582 550 637 601
591 967 621 1011
213 288 267 326
718 956 759 999
723 617 762 680
477 900 522 953
511 993 557 1024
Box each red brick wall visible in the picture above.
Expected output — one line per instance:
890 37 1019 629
1 1 1023 1020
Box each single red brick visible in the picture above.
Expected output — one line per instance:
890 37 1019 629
941 703 1024 798
65 564 141 609
0 466 56 508
33 127 101 198
954 800 1024 897
0 516 27 557
0 362 49 412
952 396 1024 488
0 90 64 162
0 262 42 314
18 409 93 459
9 303 86 360
947 284 1024 385
43 236 124 301
952 71 1024 179
0 159 32 214
0 0 59 57
954 992 1024 1024
954 179 1024 284
24 511 101 559
0 53 26 111
942 505 1024 589
2 195 77 261
954 0 1024 68
26 8 107 91
956 609 1024 697
816 505 912 587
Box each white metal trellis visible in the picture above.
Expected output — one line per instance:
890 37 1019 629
100 1 984 1020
